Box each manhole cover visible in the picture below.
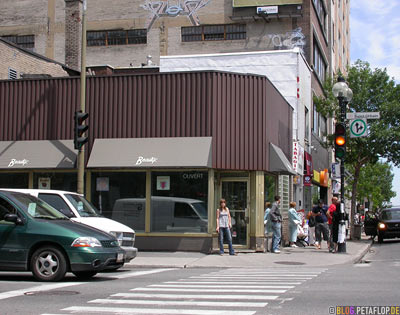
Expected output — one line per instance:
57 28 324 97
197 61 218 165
274 261 305 265
24 290 80 296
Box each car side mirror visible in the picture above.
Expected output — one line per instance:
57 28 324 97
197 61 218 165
4 213 23 225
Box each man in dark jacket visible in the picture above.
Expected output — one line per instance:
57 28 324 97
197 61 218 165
270 195 282 253
312 199 329 250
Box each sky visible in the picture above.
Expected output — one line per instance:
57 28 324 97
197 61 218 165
350 0 400 205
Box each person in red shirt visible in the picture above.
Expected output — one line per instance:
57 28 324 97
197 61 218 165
327 197 338 252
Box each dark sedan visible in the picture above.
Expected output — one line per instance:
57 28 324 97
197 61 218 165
364 207 400 243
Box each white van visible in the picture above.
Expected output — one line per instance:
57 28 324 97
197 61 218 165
3 189 137 267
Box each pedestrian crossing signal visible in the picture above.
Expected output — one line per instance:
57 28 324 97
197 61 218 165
335 123 346 159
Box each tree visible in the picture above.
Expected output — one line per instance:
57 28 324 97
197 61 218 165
314 60 400 237
348 162 396 212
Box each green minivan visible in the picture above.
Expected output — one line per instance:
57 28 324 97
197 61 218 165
0 190 125 281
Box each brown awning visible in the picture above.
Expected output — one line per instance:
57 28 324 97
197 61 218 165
269 143 296 175
233 0 303 7
0 140 76 169
87 137 212 168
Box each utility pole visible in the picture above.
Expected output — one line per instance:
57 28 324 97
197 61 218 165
77 0 87 195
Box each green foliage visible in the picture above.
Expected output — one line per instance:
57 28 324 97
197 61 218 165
314 60 400 221
348 162 396 210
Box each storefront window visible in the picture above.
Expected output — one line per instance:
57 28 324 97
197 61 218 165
151 171 208 233
0 173 29 188
264 173 277 203
33 172 76 191
90 172 146 232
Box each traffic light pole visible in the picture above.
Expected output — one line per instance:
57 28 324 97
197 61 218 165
338 95 347 253
77 0 87 195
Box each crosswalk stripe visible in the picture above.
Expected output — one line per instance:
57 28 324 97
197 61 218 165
149 284 295 289
89 298 268 308
167 281 303 285
194 274 317 277
130 287 287 293
189 276 313 280
112 293 279 300
62 306 256 314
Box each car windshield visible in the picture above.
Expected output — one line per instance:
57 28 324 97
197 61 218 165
10 192 67 220
192 202 208 220
65 194 102 217
381 209 400 220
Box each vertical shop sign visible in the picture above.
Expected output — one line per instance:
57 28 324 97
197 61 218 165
292 141 304 175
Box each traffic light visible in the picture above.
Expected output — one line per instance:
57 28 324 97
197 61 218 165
334 123 346 159
74 111 89 150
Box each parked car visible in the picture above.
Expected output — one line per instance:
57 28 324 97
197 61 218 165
0 190 125 281
364 207 400 243
3 189 137 268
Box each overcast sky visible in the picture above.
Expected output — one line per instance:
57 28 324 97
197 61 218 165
350 0 400 205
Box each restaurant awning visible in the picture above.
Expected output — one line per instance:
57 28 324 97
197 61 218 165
87 137 212 168
0 140 76 169
269 143 296 175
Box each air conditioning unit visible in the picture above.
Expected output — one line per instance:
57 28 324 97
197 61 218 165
257 6 278 14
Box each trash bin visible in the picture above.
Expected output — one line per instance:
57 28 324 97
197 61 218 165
353 224 362 240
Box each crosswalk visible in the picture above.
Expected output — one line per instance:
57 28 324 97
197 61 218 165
42 268 326 315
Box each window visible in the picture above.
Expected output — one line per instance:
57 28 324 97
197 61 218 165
87 29 147 46
313 0 326 32
1 35 34 50
33 172 77 191
182 24 246 42
313 102 319 134
151 171 208 233
0 173 29 188
90 172 146 232
38 193 75 218
305 107 310 140
313 41 327 82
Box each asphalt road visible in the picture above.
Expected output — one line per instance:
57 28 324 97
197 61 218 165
0 239 399 315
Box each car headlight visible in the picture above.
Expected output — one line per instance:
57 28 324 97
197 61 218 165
71 237 102 248
378 222 386 230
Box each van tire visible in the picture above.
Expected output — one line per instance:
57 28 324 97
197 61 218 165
31 246 67 282
72 271 97 279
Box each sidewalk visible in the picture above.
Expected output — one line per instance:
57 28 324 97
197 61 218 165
126 238 372 269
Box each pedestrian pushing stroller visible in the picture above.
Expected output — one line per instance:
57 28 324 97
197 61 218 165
295 224 308 247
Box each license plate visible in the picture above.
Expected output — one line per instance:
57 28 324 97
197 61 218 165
117 253 124 262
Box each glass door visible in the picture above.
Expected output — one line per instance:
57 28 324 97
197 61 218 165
221 180 249 247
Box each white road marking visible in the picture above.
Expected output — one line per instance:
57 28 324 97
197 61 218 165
0 282 84 301
131 287 287 293
102 268 176 279
112 292 279 300
62 306 256 314
149 284 295 289
89 298 268 308
167 281 303 285
0 269 174 301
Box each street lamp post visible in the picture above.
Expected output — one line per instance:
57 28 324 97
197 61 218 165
332 76 353 253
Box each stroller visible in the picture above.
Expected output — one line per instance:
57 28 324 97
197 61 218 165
295 224 309 247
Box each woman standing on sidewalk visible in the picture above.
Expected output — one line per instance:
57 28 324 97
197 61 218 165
288 202 301 247
216 199 236 256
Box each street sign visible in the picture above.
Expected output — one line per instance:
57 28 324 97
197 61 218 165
346 112 380 120
350 118 367 138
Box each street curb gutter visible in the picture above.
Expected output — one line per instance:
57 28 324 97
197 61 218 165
351 240 373 264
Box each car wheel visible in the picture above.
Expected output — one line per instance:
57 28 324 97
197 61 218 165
378 233 384 243
72 271 97 279
31 246 67 282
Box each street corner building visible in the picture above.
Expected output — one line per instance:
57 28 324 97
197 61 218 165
0 70 294 252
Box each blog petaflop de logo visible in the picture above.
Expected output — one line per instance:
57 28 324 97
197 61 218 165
8 159 29 167
135 156 158 165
